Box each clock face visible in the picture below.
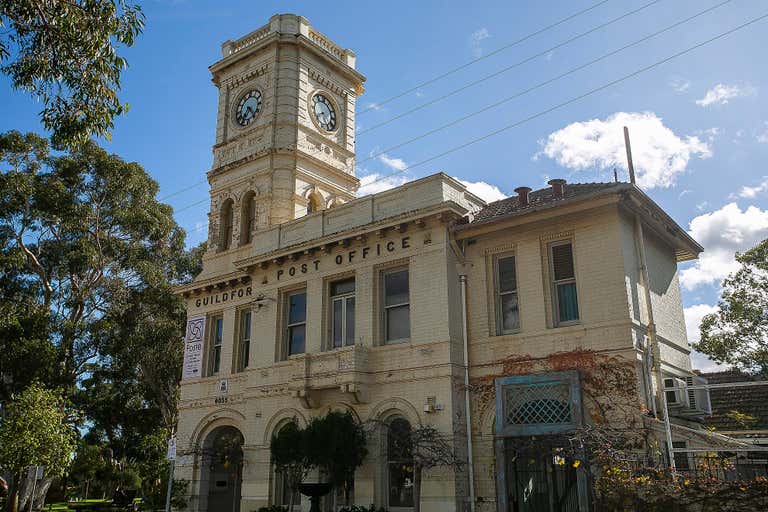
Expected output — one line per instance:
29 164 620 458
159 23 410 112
235 89 262 127
312 93 337 131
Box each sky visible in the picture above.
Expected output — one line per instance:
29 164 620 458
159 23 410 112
2 0 767 372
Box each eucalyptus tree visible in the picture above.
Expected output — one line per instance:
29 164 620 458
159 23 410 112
0 0 144 147
0 130 192 504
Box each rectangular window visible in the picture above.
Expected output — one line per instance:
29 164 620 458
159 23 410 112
383 268 410 343
286 290 307 357
236 310 251 372
209 315 223 376
495 255 519 333
550 241 579 325
330 277 356 349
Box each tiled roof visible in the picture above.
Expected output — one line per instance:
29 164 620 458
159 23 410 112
701 370 768 432
471 181 630 223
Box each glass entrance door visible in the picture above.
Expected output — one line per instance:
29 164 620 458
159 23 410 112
505 441 580 512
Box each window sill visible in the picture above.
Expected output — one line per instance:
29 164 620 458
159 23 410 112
553 320 581 329
325 343 358 353
383 337 410 345
492 328 522 337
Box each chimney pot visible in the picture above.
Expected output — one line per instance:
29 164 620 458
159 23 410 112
548 178 566 199
514 186 532 207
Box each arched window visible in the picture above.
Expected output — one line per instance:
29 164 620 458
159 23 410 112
386 417 414 509
199 426 244 512
306 192 322 214
219 199 234 251
273 423 301 507
240 192 256 245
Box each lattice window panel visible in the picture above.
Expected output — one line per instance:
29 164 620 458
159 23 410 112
504 383 572 426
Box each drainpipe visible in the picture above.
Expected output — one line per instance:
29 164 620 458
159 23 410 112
459 275 477 512
634 217 676 471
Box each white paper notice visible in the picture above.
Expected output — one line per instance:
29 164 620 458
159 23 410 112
182 316 206 380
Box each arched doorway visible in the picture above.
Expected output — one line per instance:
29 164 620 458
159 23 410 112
201 426 244 512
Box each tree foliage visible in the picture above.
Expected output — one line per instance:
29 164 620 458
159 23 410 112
0 130 202 505
305 412 368 488
697 238 768 376
0 129 185 399
0 0 144 147
0 383 77 512
270 413 368 509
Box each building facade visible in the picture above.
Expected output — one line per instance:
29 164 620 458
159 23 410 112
174 14 704 512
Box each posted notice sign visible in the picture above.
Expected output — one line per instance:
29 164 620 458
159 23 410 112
182 316 206 380
166 437 177 461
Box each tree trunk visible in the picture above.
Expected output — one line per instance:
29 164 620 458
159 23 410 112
6 471 20 512
413 465 422 512
7 488 19 512
32 477 53 510
17 473 31 512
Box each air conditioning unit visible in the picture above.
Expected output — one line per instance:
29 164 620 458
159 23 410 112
663 377 689 408
681 375 712 417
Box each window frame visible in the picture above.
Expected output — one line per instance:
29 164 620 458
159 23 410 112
548 240 580 327
283 288 307 359
328 276 356 350
493 253 520 335
234 308 251 372
207 314 224 377
381 266 411 344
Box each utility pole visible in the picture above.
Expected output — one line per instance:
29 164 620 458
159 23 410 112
624 126 636 185
165 436 177 512
624 125 676 473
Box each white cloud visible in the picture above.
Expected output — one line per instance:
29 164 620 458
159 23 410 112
736 176 768 198
670 77 691 93
365 102 383 112
377 153 407 172
357 172 410 196
695 83 756 107
757 122 768 144
539 111 712 189
684 304 717 344
680 203 768 290
684 304 729 372
690 350 729 373
469 27 490 57
455 178 507 202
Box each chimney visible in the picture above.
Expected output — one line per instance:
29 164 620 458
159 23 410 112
514 186 532 207
548 178 566 199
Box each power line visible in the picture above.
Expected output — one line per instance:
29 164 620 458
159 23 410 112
184 8 765 236
357 0 662 136
356 11 768 194
357 0 614 116
159 179 207 201
356 0 731 167
157 2 616 204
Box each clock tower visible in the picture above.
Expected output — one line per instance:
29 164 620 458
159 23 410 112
205 14 365 253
